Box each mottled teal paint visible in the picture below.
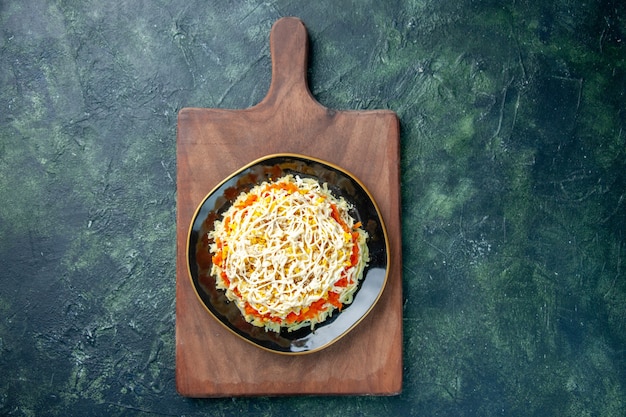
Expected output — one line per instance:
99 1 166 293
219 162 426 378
1 0 625 416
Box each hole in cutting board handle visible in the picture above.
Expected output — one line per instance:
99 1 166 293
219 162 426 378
262 17 322 111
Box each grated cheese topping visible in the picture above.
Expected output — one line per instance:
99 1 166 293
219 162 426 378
208 175 369 332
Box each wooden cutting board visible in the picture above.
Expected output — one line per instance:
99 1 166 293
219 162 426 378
175 17 402 397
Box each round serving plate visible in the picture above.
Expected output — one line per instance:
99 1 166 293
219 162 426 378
187 153 389 354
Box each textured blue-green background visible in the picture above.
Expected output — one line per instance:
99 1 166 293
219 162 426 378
1 0 625 416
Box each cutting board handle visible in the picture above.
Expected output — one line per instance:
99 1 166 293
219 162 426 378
261 17 320 111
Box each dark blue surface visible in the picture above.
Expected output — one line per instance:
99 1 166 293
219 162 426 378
1 0 625 415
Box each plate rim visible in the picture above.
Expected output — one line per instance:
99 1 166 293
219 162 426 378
186 152 391 355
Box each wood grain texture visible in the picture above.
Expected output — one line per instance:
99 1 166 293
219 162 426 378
175 17 402 397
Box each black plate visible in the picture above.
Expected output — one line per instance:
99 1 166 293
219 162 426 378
187 154 389 354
